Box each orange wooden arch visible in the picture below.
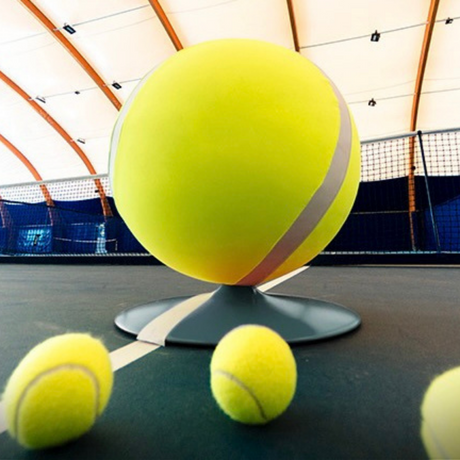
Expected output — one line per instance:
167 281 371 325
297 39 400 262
407 0 440 249
0 70 113 217
0 133 54 207
148 0 183 51
286 0 301 52
410 0 440 132
18 0 121 111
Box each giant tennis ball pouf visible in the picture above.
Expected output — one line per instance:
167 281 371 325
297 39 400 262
421 367 460 459
2 333 113 449
110 39 360 285
210 325 297 424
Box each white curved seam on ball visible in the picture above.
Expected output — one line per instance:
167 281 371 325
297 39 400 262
214 369 268 421
13 364 100 439
423 417 452 460
237 78 353 286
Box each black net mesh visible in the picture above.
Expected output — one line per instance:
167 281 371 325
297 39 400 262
325 130 460 254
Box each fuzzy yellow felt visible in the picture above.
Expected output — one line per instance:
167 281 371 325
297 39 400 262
110 39 360 286
2 333 113 449
421 367 460 459
210 325 297 424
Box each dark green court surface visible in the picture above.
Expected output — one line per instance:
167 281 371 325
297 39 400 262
1 264 459 459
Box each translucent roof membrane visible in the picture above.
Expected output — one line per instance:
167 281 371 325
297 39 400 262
0 0 459 186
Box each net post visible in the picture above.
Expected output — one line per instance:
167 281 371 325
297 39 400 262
417 131 441 253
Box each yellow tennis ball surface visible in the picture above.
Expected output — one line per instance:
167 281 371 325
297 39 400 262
421 367 460 459
110 38 360 286
2 333 113 450
210 325 297 424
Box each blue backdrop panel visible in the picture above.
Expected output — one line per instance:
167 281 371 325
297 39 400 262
0 226 8 254
325 175 460 253
424 194 460 251
16 225 53 254
0 198 147 256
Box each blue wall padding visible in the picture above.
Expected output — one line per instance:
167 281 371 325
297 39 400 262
0 198 147 255
0 226 8 252
326 175 460 253
327 212 413 252
16 226 53 254
424 194 460 251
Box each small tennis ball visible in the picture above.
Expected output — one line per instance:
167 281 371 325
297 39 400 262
110 38 360 286
210 325 297 424
421 367 460 459
2 333 113 450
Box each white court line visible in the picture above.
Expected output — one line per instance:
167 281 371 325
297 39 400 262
110 341 161 372
0 265 308 436
136 292 215 347
257 266 308 292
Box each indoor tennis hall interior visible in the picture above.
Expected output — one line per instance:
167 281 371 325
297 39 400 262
1 1 460 459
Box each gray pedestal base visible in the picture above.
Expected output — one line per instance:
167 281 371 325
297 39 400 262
115 285 361 346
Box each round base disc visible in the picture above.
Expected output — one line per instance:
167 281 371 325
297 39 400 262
115 285 361 346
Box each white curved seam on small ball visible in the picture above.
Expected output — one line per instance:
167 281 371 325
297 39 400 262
422 416 452 460
236 77 353 286
214 369 268 422
13 364 100 440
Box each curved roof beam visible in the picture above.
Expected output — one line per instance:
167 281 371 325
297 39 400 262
0 70 113 217
147 0 183 51
286 0 300 52
410 0 440 131
0 133 54 206
0 70 96 173
18 0 121 111
407 0 440 250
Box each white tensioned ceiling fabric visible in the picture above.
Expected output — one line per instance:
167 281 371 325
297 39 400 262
0 0 460 189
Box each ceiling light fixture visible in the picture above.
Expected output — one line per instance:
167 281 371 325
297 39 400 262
368 98 377 107
63 24 76 34
112 82 122 90
370 30 381 42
